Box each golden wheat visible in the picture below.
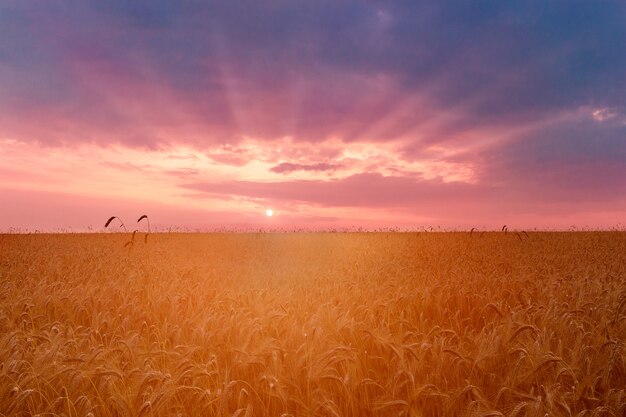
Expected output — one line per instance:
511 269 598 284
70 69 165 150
0 232 624 416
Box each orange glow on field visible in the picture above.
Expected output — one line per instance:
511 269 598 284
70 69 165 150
0 232 624 415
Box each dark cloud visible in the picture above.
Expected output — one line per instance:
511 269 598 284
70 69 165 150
1 1 624 148
481 119 626 202
93 0 184 28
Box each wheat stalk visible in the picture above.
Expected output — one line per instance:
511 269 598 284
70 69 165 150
137 215 150 244
104 216 127 232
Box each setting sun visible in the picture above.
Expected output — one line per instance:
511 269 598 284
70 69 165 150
265 208 274 217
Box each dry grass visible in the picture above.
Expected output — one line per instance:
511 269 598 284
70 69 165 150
0 232 624 416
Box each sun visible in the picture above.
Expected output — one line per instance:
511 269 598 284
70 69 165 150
265 208 274 217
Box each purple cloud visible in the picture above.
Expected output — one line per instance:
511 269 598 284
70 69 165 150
182 173 488 210
1 1 624 149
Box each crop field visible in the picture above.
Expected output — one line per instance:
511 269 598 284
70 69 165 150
0 232 624 417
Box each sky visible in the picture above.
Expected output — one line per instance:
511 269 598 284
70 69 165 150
1 1 625 231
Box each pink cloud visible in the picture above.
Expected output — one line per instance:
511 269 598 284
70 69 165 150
1 2 625 230
0 188 272 232
182 173 486 210
206 145 253 166
180 171 626 229
270 162 341 174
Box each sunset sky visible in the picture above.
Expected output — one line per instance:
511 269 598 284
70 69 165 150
1 1 625 231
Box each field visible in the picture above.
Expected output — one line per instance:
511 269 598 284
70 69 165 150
0 232 624 417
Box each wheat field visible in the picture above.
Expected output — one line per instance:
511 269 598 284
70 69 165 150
0 232 624 416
